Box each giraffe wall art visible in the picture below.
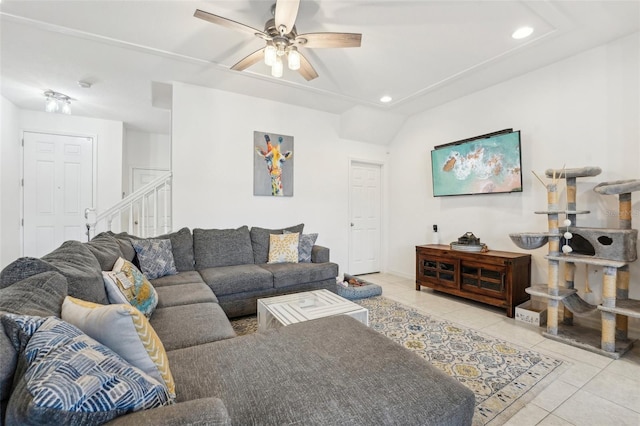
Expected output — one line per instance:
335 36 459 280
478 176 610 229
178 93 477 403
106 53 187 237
253 131 294 196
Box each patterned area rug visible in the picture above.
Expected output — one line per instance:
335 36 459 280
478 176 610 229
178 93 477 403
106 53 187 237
231 296 566 425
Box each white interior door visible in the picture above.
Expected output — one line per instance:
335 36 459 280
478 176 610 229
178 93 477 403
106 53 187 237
349 161 381 275
23 132 93 257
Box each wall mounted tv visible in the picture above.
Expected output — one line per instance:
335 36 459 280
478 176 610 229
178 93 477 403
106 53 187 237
431 129 523 197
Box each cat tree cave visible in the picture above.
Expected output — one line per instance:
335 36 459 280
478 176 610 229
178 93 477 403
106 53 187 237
510 166 639 358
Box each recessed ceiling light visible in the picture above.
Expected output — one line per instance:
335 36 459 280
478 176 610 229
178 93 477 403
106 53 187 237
512 26 534 40
380 95 392 103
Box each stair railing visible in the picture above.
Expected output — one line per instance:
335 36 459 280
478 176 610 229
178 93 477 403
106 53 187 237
86 171 172 239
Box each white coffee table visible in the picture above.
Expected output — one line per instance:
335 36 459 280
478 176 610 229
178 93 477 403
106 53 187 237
257 289 369 332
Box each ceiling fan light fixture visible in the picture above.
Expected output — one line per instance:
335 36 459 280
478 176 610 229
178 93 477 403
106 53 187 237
265 45 277 66
288 47 300 71
272 56 284 78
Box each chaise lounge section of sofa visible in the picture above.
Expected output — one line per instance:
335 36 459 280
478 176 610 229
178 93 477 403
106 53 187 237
0 225 475 425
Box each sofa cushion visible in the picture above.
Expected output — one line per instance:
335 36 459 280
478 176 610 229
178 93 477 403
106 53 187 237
268 232 299 263
61 296 176 400
250 224 304 264
131 238 178 279
104 397 231 426
0 257 57 289
155 283 218 308
150 303 235 351
165 315 475 425
0 271 68 414
2 314 171 425
85 232 124 271
110 232 137 262
117 227 195 272
111 258 158 318
42 240 108 304
199 264 273 296
150 270 205 288
193 226 254 268
259 262 339 288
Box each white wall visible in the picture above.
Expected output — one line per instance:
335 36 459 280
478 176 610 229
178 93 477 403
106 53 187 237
1 96 21 267
0 107 124 268
122 129 171 196
171 82 389 272
388 33 640 307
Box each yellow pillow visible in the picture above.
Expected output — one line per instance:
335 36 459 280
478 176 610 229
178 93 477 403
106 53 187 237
61 296 176 400
268 232 299 263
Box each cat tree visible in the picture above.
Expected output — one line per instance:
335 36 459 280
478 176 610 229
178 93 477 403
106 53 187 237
510 166 639 358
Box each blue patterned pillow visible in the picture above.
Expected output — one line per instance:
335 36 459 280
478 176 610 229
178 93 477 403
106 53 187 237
1 314 171 425
131 239 178 280
284 231 318 263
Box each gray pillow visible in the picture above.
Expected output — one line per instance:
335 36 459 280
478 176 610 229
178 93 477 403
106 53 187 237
285 231 318 263
193 226 254 269
123 227 195 272
131 239 178 279
250 224 304 264
110 232 137 262
0 257 57 289
85 233 123 271
42 241 108 305
0 271 68 413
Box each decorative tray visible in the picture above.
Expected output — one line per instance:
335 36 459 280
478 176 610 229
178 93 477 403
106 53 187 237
450 242 487 252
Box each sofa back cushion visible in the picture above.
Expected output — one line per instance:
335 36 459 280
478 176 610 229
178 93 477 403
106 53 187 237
0 257 57 290
85 232 124 271
0 271 68 418
193 226 254 269
42 240 108 305
250 224 304 264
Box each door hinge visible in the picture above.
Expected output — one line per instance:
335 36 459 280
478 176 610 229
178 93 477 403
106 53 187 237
21 178 24 187
21 218 24 226
21 139 24 147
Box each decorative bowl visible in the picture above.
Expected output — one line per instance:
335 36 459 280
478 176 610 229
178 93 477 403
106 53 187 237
509 233 549 250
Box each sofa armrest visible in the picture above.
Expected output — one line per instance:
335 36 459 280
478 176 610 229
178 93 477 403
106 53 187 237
105 397 231 426
311 245 330 263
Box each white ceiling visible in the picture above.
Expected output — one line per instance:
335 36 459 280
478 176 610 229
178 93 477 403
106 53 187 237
1 1 639 138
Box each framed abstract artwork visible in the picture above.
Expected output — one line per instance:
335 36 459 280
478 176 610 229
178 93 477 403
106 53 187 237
253 131 294 196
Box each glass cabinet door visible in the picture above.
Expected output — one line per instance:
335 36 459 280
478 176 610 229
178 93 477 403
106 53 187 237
420 256 459 289
460 261 505 297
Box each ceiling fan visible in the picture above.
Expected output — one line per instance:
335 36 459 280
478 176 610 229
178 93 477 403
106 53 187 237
194 0 362 81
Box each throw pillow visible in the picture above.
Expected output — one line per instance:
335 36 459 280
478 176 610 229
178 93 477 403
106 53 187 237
249 224 304 264
131 239 178 280
1 314 171 425
111 257 158 318
0 257 57 289
61 296 175 400
284 231 318 263
268 233 299 263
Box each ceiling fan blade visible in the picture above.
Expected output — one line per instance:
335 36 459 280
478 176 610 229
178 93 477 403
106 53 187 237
194 9 266 38
274 0 300 35
295 32 362 49
231 48 265 71
298 52 318 81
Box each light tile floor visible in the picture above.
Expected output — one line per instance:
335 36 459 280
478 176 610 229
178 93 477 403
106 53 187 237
360 272 640 426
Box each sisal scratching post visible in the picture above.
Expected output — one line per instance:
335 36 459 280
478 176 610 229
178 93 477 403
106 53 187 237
616 193 632 341
563 262 575 325
546 182 560 335
601 266 618 352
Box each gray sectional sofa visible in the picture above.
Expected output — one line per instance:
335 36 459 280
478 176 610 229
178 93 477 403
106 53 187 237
0 225 475 425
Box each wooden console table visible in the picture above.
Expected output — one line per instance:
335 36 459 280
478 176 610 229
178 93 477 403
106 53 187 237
415 245 531 317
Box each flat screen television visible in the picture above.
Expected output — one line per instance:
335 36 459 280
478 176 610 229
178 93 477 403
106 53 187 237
431 129 523 197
